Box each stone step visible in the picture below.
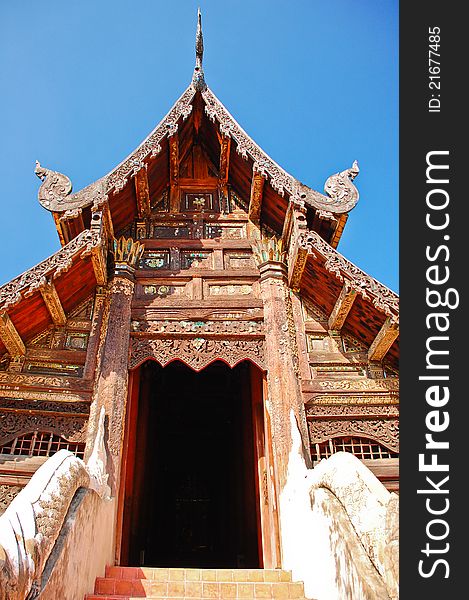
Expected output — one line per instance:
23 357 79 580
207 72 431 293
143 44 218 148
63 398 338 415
85 567 306 599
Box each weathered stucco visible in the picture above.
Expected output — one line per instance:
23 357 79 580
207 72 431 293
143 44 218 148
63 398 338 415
38 492 115 600
279 412 398 600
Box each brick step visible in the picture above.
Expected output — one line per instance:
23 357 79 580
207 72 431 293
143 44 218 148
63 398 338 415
85 567 306 599
105 567 293 583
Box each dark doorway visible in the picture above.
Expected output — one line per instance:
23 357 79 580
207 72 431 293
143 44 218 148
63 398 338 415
125 360 260 568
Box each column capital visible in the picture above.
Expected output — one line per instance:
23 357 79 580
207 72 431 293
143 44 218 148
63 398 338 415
112 236 145 279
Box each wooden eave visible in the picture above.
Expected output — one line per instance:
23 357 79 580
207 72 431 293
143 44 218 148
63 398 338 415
0 230 105 356
297 231 399 369
36 84 359 245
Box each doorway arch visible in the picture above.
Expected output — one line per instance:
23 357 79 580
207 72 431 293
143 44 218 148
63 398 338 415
118 359 276 568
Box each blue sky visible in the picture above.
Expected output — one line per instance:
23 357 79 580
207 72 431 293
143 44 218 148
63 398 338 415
0 0 398 292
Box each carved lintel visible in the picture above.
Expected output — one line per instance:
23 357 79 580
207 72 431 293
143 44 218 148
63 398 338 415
368 317 399 361
328 282 357 331
0 311 25 357
39 279 67 327
134 166 151 218
248 171 265 223
169 134 180 212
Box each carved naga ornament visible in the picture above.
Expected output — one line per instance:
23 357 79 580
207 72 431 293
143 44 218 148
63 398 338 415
323 160 360 212
35 160 72 210
35 161 108 214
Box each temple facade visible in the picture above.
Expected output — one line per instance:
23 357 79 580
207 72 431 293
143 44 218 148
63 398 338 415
0 13 399 600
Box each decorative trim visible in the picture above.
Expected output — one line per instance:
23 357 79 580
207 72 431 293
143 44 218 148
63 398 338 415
0 413 88 444
112 237 145 269
307 418 399 453
299 229 399 318
131 320 264 336
129 337 266 371
0 229 103 311
306 404 399 418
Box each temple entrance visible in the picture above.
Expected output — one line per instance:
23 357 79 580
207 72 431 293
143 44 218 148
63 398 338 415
120 360 262 568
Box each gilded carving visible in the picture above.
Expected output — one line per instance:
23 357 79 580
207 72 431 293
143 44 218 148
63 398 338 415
306 404 399 418
251 235 286 267
0 372 70 388
306 395 399 406
317 378 399 391
112 237 145 268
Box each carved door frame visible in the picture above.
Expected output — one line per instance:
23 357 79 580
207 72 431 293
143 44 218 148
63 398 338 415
115 359 281 569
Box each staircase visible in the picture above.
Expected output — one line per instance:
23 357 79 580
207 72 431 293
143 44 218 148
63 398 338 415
86 567 307 599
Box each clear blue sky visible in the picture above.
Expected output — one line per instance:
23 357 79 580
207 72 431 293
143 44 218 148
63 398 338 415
0 0 398 292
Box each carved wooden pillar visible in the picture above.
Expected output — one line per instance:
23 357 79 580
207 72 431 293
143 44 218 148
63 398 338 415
89 237 144 494
253 237 311 491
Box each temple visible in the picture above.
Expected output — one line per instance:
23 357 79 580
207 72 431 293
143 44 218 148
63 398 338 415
0 11 399 600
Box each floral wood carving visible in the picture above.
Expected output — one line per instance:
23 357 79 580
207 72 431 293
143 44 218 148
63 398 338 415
307 418 399 452
298 229 399 318
0 398 89 414
0 229 103 311
129 337 265 371
306 404 399 418
316 378 399 391
0 412 88 445
132 320 264 335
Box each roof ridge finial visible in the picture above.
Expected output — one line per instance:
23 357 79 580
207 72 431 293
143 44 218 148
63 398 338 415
192 8 206 91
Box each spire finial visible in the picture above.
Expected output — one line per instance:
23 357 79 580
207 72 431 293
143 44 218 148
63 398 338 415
192 8 206 91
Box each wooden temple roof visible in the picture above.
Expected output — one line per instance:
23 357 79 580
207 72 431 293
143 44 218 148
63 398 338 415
0 12 398 369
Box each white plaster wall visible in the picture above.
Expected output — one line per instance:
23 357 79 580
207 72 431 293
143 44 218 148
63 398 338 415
38 491 115 600
279 412 392 600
